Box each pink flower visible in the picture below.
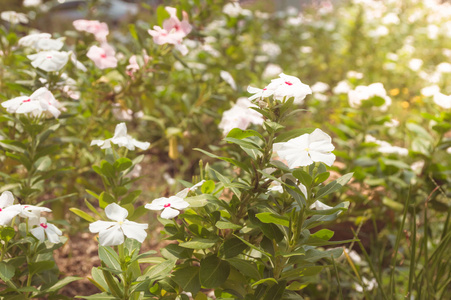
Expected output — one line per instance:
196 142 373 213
126 52 151 76
73 19 109 42
148 6 192 55
86 44 117 69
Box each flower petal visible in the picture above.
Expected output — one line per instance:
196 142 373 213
30 227 45 242
98 225 124 246
122 221 148 243
105 203 128 222
89 220 117 233
160 207 181 219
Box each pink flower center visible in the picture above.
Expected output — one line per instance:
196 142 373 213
24 205 29 208
40 223 48 229
0 208 2 211
263 88 267 91
164 203 171 208
100 53 107 58
46 56 53 59
23 99 31 102
285 81 293 86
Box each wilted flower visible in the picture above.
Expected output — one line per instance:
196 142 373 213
148 6 192 55
30 217 62 244
433 92 451 109
89 203 148 246
91 122 150 151
2 87 63 118
27 50 69 72
73 19 109 42
1 11 28 24
86 44 117 69
218 97 264 135
273 128 336 168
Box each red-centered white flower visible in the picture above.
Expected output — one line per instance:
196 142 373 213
18 33 52 48
267 73 312 104
27 50 69 72
148 6 192 55
218 97 263 135
89 203 148 246
73 19 109 42
0 191 21 226
91 122 150 151
30 217 62 243
2 87 63 118
247 86 276 101
145 196 190 219
86 44 117 69
273 128 335 168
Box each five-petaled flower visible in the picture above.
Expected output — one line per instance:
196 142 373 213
273 128 335 168
89 203 148 246
27 50 69 72
86 44 118 70
91 122 150 151
30 217 63 244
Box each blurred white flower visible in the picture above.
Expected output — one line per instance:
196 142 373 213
386 53 399 61
267 73 312 104
348 83 391 111
273 128 336 168
347 71 364 79
18 33 52 48
124 164 142 179
260 41 281 58
433 92 451 109
223 2 251 17
220 70 237 90
35 38 64 51
89 203 148 246
310 200 332 210
369 25 389 37
218 97 263 135
2 87 63 118
1 11 28 24
300 46 312 53
421 85 440 97
262 64 283 79
408 58 423 71
91 123 150 151
355 277 377 292
333 80 351 94
27 50 69 72
311 82 329 93
427 24 440 40
365 135 408 156
411 160 424 174
384 119 399 128
436 62 451 73
23 0 42 7
382 12 400 24
30 217 62 244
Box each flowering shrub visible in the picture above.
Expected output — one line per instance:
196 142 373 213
0 0 450 299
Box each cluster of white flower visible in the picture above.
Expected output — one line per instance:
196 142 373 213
348 83 392 111
0 191 62 243
91 123 150 151
365 135 408 156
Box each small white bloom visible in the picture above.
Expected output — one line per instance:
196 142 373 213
218 97 263 135
309 200 333 210
222 2 251 17
267 73 312 104
273 128 335 168
30 217 62 243
262 64 283 79
23 0 42 7
433 92 451 109
1 11 28 24
311 82 329 93
421 85 440 97
89 203 148 246
27 50 69 72
0 191 21 225
18 33 52 48
91 123 150 151
408 58 423 72
333 80 351 94
436 62 451 73
346 71 363 79
355 277 377 292
260 42 281 58
145 196 190 219
384 119 399 128
220 70 237 90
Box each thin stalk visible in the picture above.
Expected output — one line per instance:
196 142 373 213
408 204 416 297
331 255 344 300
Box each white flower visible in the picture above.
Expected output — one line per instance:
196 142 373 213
30 217 62 243
348 83 391 111
218 97 263 135
1 87 63 118
1 11 28 24
145 196 190 219
0 191 21 226
436 62 451 73
346 71 363 79
333 80 351 94
91 123 150 151
23 0 42 7
273 128 336 168
220 71 237 90
309 200 332 210
311 82 329 93
355 277 377 292
89 203 148 246
18 33 52 48
365 135 408 156
222 2 251 17
260 42 281 58
433 92 451 109
268 73 312 104
408 58 423 72
27 50 69 72
247 86 276 101
421 85 440 97
35 38 64 51
262 64 283 79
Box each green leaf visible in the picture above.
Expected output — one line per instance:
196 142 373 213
251 278 278 288
42 276 82 293
29 261 55 275
310 229 334 241
201 180 215 194
215 220 242 230
227 128 263 140
138 259 176 282
0 261 15 281
221 237 248 259
263 280 287 300
199 256 230 288
227 258 261 280
184 195 211 207
0 227 15 242
281 266 323 280
314 172 330 185
100 160 115 178
195 148 250 173
34 156 51 172
113 157 133 173
302 248 343 263
179 238 218 249
292 169 313 186
256 212 289 227
172 266 201 295
76 293 117 299
315 173 353 199
69 208 96 222
98 246 121 271
99 192 115 209
232 234 272 258
120 190 141 205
